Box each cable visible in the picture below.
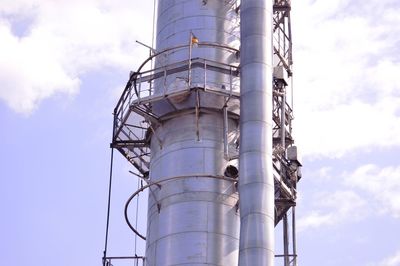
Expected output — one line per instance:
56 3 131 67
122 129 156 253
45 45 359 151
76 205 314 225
124 174 237 241
134 176 140 255
103 148 115 266
152 0 157 52
124 186 147 240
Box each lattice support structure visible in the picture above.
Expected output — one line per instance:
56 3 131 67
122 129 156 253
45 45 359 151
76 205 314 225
273 1 301 266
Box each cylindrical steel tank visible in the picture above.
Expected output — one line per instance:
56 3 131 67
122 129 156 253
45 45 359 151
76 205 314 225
146 0 241 265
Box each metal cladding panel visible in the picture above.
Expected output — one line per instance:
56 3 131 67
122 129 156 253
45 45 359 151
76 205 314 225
152 232 238 266
157 201 209 238
146 113 240 266
206 233 239 265
156 232 208 264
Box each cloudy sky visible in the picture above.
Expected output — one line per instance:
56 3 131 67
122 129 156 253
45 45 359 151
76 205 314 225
1 0 399 265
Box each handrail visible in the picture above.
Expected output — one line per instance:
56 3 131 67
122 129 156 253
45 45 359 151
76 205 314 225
124 174 238 240
114 42 238 118
103 255 145 266
113 56 240 137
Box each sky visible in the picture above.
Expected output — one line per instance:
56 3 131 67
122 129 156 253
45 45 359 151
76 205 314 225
0 0 399 265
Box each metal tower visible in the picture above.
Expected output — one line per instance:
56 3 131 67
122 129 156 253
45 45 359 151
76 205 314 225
103 0 301 265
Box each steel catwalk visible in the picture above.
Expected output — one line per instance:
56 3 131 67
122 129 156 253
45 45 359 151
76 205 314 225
238 0 275 265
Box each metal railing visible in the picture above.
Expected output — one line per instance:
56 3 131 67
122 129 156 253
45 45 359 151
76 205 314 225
103 256 145 266
113 57 240 141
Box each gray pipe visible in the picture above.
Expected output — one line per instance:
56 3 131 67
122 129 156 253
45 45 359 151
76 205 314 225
238 0 274 265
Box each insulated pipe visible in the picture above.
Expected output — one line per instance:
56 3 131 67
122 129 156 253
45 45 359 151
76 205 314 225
238 0 274 265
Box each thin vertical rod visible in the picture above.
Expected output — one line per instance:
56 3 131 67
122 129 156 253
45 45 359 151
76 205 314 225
287 10 293 66
134 177 140 255
195 90 200 141
204 60 207 89
290 75 294 128
281 86 286 149
283 213 290 266
292 206 298 266
103 148 115 266
188 32 193 86
223 105 229 159
151 0 157 51
150 0 157 72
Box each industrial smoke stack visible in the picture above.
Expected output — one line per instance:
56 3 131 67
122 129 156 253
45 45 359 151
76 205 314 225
145 0 240 265
238 0 274 265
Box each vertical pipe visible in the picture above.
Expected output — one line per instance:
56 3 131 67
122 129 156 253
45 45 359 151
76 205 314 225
238 0 274 265
292 207 298 266
204 59 207 89
188 32 193 86
283 214 290 266
103 148 114 266
281 87 286 149
223 105 229 159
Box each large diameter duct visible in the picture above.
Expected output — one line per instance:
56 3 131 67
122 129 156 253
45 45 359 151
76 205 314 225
238 0 274 265
145 1 240 265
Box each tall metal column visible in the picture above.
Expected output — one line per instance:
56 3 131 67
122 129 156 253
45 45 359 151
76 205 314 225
145 1 241 265
238 0 275 265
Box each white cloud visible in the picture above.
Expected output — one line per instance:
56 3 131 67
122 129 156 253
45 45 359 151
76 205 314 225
2 0 400 161
375 250 400 266
315 166 333 180
0 22 80 113
298 190 367 231
345 164 400 218
292 0 400 158
294 98 400 158
0 0 154 114
297 211 332 231
299 163 400 232
382 253 400 266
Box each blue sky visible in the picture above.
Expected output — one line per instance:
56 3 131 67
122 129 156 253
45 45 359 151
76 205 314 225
1 0 400 265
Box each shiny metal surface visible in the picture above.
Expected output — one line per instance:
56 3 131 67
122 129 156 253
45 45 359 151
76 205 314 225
238 0 275 265
146 2 241 265
153 0 240 116
146 114 240 266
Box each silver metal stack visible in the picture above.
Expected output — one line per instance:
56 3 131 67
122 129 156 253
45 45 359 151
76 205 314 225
238 0 274 264
146 1 240 265
106 0 300 266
